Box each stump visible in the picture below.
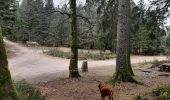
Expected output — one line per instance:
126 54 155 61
82 60 88 72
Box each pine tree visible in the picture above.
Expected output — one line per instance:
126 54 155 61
20 0 34 42
20 0 48 44
2 0 19 40
32 0 48 45
44 0 55 42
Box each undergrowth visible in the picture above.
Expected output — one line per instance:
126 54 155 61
135 85 170 100
15 81 45 100
44 49 116 60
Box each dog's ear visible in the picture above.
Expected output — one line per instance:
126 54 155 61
98 82 103 88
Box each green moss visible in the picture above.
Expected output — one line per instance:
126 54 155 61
112 68 143 84
69 70 81 78
0 27 7 61
126 47 135 76
0 68 20 100
0 68 11 96
0 26 20 100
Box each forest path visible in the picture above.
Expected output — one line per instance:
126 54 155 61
5 39 167 83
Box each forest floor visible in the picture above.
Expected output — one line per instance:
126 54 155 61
5 39 170 100
38 64 170 100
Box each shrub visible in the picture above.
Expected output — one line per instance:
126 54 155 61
44 49 70 59
150 60 161 68
44 49 116 60
15 81 45 100
135 85 170 100
153 85 170 100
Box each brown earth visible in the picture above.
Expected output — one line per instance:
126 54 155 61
38 66 170 100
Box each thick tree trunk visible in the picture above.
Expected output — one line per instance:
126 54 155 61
113 0 136 82
69 0 80 78
0 27 20 99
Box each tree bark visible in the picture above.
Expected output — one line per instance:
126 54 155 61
69 0 80 78
126 0 135 76
113 0 136 82
0 27 20 99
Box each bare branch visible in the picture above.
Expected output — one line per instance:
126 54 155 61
77 14 92 25
52 10 70 17
50 9 94 33
77 14 94 34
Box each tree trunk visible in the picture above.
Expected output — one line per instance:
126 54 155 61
0 27 20 99
69 0 80 78
126 0 135 76
113 0 136 82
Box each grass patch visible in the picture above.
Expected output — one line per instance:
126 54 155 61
134 85 170 100
132 61 151 68
15 81 45 100
150 60 170 68
150 60 162 68
44 49 116 60
153 85 170 100
132 60 170 68
44 49 70 59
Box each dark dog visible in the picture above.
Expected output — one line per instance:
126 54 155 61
98 83 114 100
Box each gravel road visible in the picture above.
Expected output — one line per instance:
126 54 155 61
5 39 167 83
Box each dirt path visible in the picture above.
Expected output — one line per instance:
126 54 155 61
6 39 167 83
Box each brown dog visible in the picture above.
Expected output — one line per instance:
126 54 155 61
98 83 114 100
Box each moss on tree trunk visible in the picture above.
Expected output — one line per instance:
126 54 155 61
0 27 20 99
69 0 80 78
113 0 136 83
113 67 138 83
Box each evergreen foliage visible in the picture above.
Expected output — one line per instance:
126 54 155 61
4 0 168 55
